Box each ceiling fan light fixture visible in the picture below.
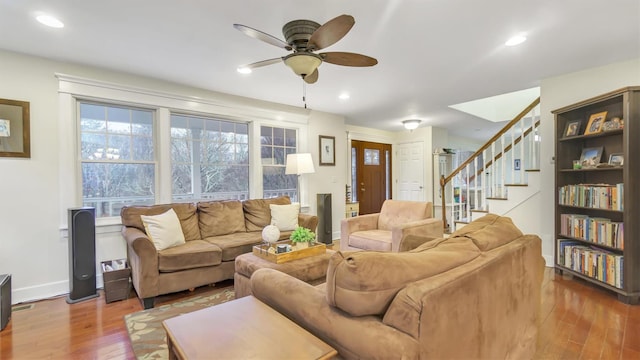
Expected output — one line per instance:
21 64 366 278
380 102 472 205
402 119 421 130
283 53 322 77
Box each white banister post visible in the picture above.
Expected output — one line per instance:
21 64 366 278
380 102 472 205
500 134 505 197
473 156 478 212
520 117 525 180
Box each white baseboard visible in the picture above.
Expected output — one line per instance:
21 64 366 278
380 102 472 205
12 274 104 305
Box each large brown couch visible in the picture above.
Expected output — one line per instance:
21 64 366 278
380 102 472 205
121 196 317 308
251 214 544 359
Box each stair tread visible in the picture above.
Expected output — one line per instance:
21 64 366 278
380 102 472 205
486 196 508 200
471 209 489 213
454 219 470 224
505 183 528 187
525 169 540 172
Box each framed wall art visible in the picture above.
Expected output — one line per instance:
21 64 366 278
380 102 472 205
583 111 607 135
319 135 335 166
0 98 30 158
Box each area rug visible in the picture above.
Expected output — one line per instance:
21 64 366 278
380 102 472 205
124 288 236 360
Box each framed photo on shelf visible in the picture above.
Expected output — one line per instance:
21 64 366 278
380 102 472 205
583 111 608 135
563 120 582 137
319 135 335 166
602 117 623 131
608 153 624 166
579 146 603 168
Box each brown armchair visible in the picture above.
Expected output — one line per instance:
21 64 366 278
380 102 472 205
340 200 443 252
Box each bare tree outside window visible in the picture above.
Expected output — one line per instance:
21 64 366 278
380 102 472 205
261 126 298 201
79 102 155 217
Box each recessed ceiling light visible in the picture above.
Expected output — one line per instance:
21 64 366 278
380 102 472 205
36 14 64 28
505 35 526 46
339 93 350 100
237 66 252 74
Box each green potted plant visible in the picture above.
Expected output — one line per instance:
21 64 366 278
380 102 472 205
289 226 315 249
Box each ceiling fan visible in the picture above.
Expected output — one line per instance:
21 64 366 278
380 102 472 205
233 14 378 84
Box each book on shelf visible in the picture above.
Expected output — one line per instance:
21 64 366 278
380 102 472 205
559 213 624 249
557 239 623 287
558 183 624 210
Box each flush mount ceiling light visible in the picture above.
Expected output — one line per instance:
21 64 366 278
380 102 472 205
402 119 421 130
505 34 527 46
339 92 350 100
36 14 64 28
237 66 252 74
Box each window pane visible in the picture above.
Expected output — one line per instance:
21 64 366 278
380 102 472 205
79 102 155 218
273 127 284 146
274 147 285 165
261 126 272 145
133 136 154 161
132 110 153 136
171 114 249 201
285 129 296 147
82 162 155 217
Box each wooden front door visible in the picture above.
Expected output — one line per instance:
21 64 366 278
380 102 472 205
352 140 392 214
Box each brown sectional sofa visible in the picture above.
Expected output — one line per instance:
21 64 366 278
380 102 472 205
121 196 317 308
251 214 545 359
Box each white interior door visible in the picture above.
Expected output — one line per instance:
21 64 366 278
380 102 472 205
397 142 424 201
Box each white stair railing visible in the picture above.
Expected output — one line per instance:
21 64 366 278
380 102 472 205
439 98 540 232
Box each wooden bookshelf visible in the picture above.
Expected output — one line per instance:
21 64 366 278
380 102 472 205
553 87 640 304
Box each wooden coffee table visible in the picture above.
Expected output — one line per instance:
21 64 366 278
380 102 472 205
162 295 337 360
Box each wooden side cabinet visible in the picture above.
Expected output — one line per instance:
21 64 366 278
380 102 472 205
552 86 640 304
345 202 359 218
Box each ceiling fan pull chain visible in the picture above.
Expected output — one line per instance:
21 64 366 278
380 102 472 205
302 79 307 109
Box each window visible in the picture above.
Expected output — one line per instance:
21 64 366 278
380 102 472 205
260 126 298 201
171 114 249 201
79 102 155 217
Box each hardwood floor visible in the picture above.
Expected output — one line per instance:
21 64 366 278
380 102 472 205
0 269 638 359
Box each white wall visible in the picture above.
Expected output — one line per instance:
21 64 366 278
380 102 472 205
538 58 640 266
0 49 346 303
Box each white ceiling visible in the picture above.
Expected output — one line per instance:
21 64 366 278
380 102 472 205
1 0 639 141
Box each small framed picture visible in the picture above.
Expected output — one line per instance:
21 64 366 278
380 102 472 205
602 117 623 131
583 111 608 135
579 146 603 168
563 120 582 137
608 153 624 166
319 135 335 166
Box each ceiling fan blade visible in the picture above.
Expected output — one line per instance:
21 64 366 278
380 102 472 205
321 52 378 67
239 57 283 70
233 24 292 50
308 14 355 51
304 69 319 84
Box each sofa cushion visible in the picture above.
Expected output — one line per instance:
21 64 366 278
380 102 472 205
243 196 291 232
348 230 392 251
158 240 222 272
204 231 289 262
140 209 186 251
120 203 200 241
450 214 523 251
270 203 300 231
325 236 480 317
198 200 246 237
378 200 432 231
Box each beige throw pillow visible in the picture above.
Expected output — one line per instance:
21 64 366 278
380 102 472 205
140 208 186 251
269 203 300 231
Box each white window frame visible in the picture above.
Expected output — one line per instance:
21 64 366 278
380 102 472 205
57 74 310 228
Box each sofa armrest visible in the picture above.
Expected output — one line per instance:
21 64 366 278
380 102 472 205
251 268 418 359
391 218 443 252
121 226 159 299
340 213 380 251
298 213 318 232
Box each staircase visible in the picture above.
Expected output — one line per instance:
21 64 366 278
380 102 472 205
440 98 541 234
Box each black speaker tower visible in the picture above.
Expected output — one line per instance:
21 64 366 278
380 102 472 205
316 193 333 244
0 274 10 331
66 207 99 304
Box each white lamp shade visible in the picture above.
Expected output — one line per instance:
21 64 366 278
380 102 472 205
285 153 315 175
283 53 322 76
